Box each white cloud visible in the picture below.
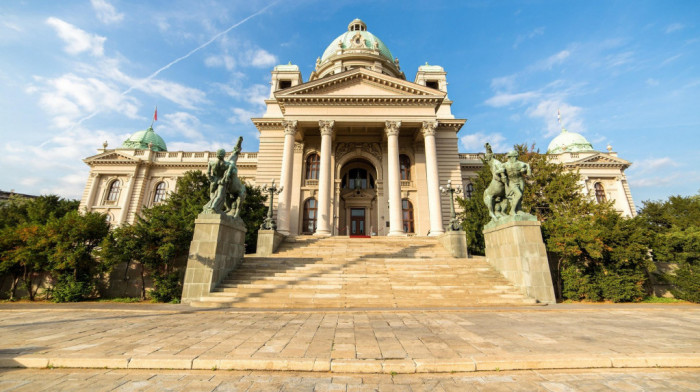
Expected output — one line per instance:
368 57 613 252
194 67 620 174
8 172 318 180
90 0 124 24
513 27 545 49
632 157 679 173
205 54 236 70
526 100 585 137
2 20 22 32
606 51 634 67
665 23 684 34
46 17 105 56
34 73 139 128
646 78 660 86
660 54 682 67
135 79 207 109
490 75 517 91
160 112 203 139
246 49 277 67
245 84 269 106
530 50 570 71
228 107 258 124
484 91 539 107
460 132 508 153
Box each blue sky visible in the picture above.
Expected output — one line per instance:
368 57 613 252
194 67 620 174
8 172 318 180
1 0 698 205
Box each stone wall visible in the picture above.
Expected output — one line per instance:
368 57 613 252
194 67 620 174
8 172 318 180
181 213 247 303
483 220 556 304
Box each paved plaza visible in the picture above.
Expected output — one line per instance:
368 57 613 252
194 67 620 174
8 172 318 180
1 303 698 377
2 367 700 391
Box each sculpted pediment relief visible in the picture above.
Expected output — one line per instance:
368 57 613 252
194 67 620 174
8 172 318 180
85 151 139 163
569 153 631 168
275 68 444 98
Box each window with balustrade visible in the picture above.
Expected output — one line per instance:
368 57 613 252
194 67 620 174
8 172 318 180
400 154 411 181
402 199 414 233
306 153 320 180
153 182 167 204
594 182 607 204
302 198 318 234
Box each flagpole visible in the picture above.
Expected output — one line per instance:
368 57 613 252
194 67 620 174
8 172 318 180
150 106 158 128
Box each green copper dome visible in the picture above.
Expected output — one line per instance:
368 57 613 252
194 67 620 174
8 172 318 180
121 126 167 151
320 19 394 64
547 129 594 154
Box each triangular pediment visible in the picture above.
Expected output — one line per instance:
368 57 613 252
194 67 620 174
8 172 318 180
84 150 139 164
276 68 444 98
568 153 631 167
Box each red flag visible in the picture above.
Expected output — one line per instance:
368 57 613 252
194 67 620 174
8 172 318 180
154 107 158 122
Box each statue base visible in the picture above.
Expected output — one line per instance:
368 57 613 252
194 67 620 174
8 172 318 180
181 212 246 304
484 213 537 231
256 229 286 256
439 230 469 258
483 220 556 304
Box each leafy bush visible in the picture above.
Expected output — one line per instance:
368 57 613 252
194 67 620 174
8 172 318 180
150 272 182 303
51 275 93 302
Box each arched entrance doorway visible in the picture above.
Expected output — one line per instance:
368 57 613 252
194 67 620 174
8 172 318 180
337 158 378 236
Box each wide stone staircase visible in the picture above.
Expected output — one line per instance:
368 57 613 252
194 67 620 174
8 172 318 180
190 236 537 309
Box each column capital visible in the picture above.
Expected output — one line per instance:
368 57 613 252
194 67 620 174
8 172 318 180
294 142 304 152
385 121 401 137
319 120 335 136
421 121 437 137
282 120 298 136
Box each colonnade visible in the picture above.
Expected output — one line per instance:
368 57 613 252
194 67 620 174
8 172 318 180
276 120 444 237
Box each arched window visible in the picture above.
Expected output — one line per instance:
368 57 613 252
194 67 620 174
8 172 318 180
153 182 167 203
594 182 606 204
400 154 411 181
306 153 320 180
465 183 474 199
402 199 414 233
343 168 374 189
106 180 120 202
302 198 318 234
104 213 112 225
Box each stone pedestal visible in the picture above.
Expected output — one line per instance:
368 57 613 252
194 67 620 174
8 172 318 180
439 231 468 258
483 220 556 304
181 213 246 304
256 229 286 256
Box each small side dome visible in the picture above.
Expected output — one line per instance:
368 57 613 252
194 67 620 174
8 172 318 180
121 126 167 151
547 129 594 154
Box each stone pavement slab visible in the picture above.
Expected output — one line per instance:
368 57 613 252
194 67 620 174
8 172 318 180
1 368 700 391
0 303 698 374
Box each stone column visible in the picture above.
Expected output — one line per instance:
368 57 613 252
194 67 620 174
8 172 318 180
118 172 136 224
84 173 101 212
385 121 405 236
422 121 444 236
276 120 297 235
315 120 334 236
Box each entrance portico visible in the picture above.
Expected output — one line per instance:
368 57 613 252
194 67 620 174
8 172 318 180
252 20 466 237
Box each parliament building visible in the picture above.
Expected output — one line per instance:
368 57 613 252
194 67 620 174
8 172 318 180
79 19 636 237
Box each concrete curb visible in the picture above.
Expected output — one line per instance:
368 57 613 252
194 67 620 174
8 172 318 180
1 354 698 373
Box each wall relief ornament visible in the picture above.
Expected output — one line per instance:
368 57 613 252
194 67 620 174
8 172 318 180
294 142 304 152
335 142 382 162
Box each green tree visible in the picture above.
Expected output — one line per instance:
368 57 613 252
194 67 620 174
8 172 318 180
100 170 268 302
458 144 653 302
44 211 111 302
636 193 700 302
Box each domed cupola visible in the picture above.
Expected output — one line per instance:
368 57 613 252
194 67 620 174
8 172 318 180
121 126 167 152
547 128 594 155
310 19 404 81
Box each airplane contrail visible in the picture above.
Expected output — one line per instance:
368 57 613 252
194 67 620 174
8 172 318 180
70 0 278 130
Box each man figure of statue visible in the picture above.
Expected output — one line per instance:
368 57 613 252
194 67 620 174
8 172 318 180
503 150 532 215
202 148 230 214
483 143 508 221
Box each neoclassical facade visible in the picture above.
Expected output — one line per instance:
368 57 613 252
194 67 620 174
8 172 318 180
78 19 636 233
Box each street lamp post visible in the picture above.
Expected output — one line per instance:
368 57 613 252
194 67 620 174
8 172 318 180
261 180 283 230
439 179 463 232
